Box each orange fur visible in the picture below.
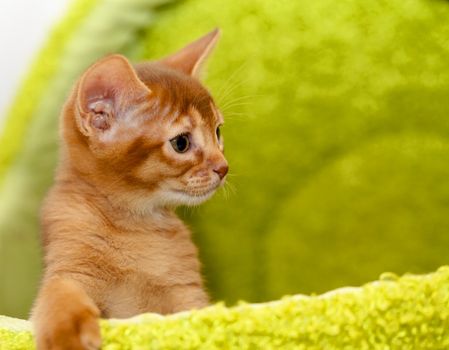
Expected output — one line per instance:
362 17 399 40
31 29 227 350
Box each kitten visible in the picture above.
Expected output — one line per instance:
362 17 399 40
31 29 227 350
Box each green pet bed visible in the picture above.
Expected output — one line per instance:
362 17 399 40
2 268 449 349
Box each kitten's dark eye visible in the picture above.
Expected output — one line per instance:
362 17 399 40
216 126 221 140
170 134 190 153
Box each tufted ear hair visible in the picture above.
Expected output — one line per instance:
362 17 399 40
160 28 221 79
76 54 150 136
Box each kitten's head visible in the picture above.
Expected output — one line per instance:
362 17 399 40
63 29 228 210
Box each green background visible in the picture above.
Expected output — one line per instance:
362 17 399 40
2 0 449 318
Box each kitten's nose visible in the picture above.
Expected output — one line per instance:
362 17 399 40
213 163 229 180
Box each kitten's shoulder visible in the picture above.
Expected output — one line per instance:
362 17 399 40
40 181 112 243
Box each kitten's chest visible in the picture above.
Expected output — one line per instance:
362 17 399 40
109 225 201 284
101 227 202 317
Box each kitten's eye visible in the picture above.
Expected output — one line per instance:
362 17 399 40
216 126 221 140
170 134 190 153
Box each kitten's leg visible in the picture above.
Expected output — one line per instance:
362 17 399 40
167 283 209 313
31 276 101 350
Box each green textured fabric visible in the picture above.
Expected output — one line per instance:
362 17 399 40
2 267 449 349
2 0 449 323
0 0 173 318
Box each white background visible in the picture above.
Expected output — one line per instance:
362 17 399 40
0 0 70 131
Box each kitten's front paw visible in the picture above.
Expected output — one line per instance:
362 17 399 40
35 305 101 350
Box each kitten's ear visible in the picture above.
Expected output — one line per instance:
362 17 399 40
76 54 150 136
160 28 220 78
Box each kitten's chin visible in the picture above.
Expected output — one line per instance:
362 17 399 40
162 188 217 207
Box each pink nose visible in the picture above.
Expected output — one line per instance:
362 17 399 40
213 164 229 180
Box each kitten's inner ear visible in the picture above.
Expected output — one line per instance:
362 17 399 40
76 54 150 136
160 28 221 78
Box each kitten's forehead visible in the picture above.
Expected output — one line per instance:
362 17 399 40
189 103 222 123
168 106 219 139
134 62 218 125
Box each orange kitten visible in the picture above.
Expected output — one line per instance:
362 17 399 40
31 29 227 350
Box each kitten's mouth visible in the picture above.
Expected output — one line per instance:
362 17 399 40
170 182 220 205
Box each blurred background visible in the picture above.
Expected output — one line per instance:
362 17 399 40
0 0 70 128
2 0 449 319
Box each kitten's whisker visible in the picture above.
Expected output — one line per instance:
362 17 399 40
186 205 200 216
220 94 256 107
216 76 253 104
223 94 264 104
221 111 249 121
223 114 248 121
222 100 254 107
217 80 256 103
220 101 253 112
220 95 262 112
221 184 229 200
225 173 239 177
214 61 250 101
215 78 242 102
224 112 247 117
223 111 247 116
223 181 237 197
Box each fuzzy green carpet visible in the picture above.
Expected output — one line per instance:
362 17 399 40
2 267 449 349
2 0 449 322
